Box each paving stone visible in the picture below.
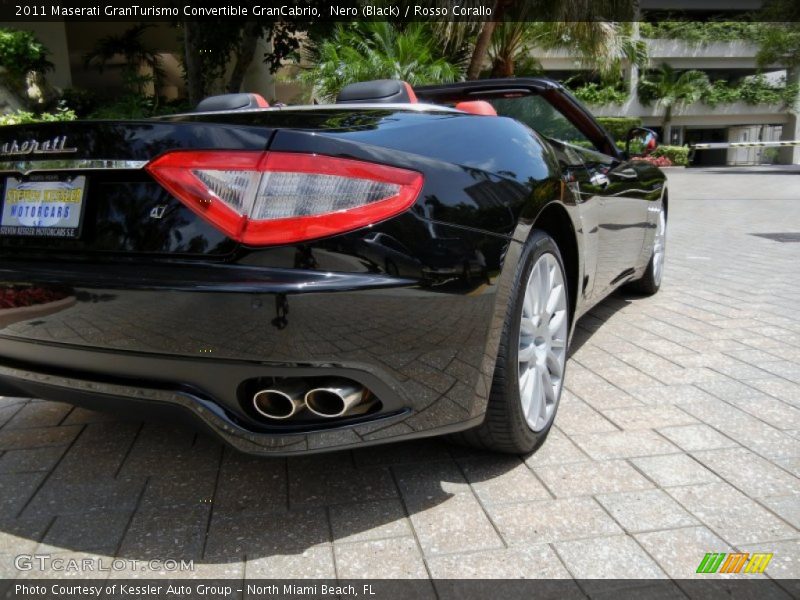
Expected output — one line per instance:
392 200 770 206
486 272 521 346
457 455 551 504
0 515 51 554
723 394 800 431
334 537 429 578
553 393 619 435
523 428 588 467
39 511 131 554
657 424 739 452
393 460 469 500
667 483 797 545
427 544 571 578
0 446 66 473
691 447 800 499
632 454 721 487
204 506 330 562
3 401 72 430
595 489 698 533
329 499 412 544
0 425 81 450
602 406 699 430
739 539 800 579
212 453 286 515
535 460 653 498
635 526 733 579
760 495 800 530
352 439 452 467
489 497 622 545
554 535 666 578
570 430 679 460
245 546 335 578
289 463 397 507
0 472 46 515
405 492 503 556
22 476 145 518
118 505 209 560
625 384 718 407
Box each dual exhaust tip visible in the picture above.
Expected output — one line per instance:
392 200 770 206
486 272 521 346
252 379 369 420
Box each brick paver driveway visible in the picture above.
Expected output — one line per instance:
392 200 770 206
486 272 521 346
1 167 798 586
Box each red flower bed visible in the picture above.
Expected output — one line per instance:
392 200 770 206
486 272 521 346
632 155 674 167
0 286 69 310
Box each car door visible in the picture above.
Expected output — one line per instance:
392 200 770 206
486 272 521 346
416 79 658 300
570 145 652 295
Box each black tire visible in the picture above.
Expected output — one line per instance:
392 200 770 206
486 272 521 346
384 259 399 277
452 230 568 454
626 202 666 296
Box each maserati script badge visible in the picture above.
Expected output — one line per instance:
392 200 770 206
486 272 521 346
0 135 78 156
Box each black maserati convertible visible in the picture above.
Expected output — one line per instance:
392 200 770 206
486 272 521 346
0 78 667 455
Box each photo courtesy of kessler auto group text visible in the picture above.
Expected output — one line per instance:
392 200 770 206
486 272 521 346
0 0 798 598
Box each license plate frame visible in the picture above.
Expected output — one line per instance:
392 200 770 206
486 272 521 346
0 174 87 239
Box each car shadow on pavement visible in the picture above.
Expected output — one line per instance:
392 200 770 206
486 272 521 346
0 290 638 577
0 404 522 577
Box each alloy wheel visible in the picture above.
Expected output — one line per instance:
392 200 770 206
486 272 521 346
517 252 568 432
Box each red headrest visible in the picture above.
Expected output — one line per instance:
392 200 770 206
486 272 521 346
251 94 269 108
455 101 497 116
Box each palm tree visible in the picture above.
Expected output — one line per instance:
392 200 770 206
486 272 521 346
299 22 464 102
84 24 162 97
638 63 709 142
488 21 647 79
466 0 638 79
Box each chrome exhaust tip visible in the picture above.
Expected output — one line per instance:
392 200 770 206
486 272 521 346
252 382 306 420
304 380 366 418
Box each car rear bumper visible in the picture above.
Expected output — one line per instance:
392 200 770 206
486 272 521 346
0 260 509 455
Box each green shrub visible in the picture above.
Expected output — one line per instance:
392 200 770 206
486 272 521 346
701 76 798 107
569 82 629 106
597 117 643 142
0 107 76 125
0 28 52 81
639 21 763 44
651 145 690 166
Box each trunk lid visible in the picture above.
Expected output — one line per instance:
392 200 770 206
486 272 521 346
0 120 274 259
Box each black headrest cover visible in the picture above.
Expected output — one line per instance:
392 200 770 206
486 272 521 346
194 93 265 112
336 80 412 104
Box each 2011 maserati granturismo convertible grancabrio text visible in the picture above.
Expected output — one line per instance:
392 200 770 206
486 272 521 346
0 78 667 455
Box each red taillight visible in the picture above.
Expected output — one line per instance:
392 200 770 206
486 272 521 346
145 151 423 246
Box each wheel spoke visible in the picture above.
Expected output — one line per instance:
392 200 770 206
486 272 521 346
520 316 536 337
518 343 536 363
549 309 567 336
547 349 564 378
538 366 551 421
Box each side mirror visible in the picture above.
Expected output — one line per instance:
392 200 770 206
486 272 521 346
625 127 659 159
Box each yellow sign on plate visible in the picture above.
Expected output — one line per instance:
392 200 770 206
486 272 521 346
0 176 86 238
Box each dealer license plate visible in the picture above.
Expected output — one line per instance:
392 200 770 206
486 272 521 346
0 175 86 238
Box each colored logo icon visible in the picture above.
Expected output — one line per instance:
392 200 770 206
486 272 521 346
696 552 773 574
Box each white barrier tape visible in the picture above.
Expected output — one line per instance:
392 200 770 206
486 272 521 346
692 140 800 149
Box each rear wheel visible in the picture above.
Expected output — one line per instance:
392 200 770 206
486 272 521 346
455 231 569 454
627 202 666 296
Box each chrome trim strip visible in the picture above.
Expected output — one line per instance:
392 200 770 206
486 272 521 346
0 159 147 176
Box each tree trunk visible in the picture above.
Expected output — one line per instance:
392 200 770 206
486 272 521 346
467 20 496 80
227 24 262 94
182 20 204 106
490 55 514 78
662 105 672 144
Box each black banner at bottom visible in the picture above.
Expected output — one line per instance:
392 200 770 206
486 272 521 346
2 579 798 600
